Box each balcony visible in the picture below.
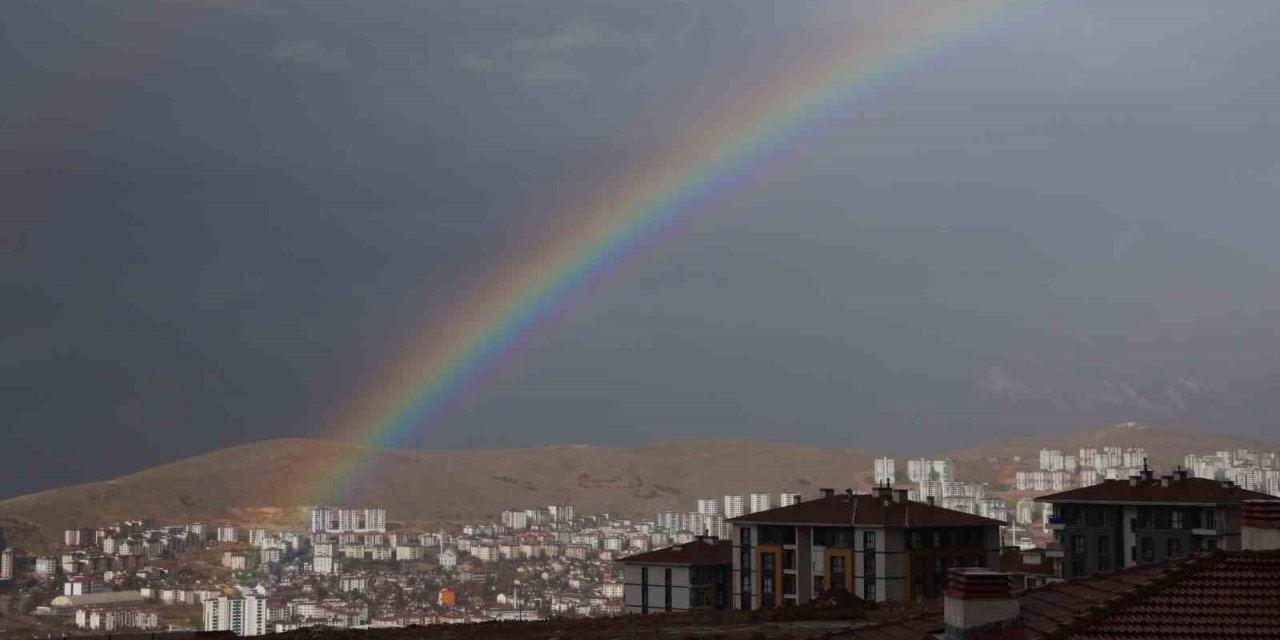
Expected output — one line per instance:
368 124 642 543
1044 543 1064 559
1046 516 1066 531
1191 527 1222 537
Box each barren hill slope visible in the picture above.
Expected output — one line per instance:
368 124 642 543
1 425 1273 550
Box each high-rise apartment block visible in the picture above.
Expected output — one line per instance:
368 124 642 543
203 595 267 636
779 493 802 507
906 458 955 483
724 496 745 519
874 457 895 485
748 494 772 514
697 499 720 516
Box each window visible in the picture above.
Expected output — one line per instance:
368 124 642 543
762 552 776 572
783 550 796 570
1204 509 1217 530
1097 536 1111 571
641 567 649 614
1171 510 1184 529
1140 537 1154 563
1139 509 1155 529
1071 535 1087 554
664 568 673 612
909 531 923 549
783 574 797 596
864 581 877 601
829 556 846 591
912 558 927 598
1101 509 1114 527
1167 538 1183 558
740 528 752 546
863 531 877 551
972 555 984 568
1085 507 1102 527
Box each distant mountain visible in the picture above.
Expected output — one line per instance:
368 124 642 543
1 425 1273 550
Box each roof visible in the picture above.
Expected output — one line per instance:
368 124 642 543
1035 476 1272 505
51 590 147 607
728 493 1004 528
617 538 731 566
997 548 1055 577
821 550 1280 640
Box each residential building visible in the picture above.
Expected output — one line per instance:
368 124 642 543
618 536 732 614
748 493 771 514
216 524 238 543
204 595 268 636
906 458 955 483
779 493 802 507
873 457 895 485
338 508 361 532
310 508 333 533
0 546 12 582
363 508 387 532
724 495 745 519
730 486 1002 607
696 499 720 516
1037 467 1273 579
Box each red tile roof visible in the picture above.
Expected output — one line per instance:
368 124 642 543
819 550 1280 640
728 494 1003 528
617 538 731 567
1035 477 1272 505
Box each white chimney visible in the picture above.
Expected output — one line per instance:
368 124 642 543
943 568 1021 640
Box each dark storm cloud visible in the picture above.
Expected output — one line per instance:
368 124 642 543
3 0 1280 496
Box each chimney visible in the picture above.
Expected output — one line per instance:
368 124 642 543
944 568 1022 640
874 485 894 500
894 489 909 504
927 496 936 507
1129 476 1140 487
1160 475 1172 488
1175 467 1189 482
819 488 835 499
1241 500 1280 551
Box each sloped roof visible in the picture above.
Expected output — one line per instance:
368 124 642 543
821 550 1280 640
617 538 731 566
729 494 1003 528
1035 477 1272 505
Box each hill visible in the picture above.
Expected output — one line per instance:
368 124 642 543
0 424 1273 550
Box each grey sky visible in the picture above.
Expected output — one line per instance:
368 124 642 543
3 0 1280 497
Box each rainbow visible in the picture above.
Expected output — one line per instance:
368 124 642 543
309 0 1032 502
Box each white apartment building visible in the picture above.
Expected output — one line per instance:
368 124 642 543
35 556 58 576
1 547 13 581
312 555 339 575
696 499 720 516
204 595 267 636
724 495 745 519
248 528 267 547
363 508 387 532
548 504 575 522
657 512 681 532
874 457 896 485
311 508 333 533
338 508 361 532
216 525 238 543
906 458 955 483
502 509 530 530
748 493 771 514
779 493 803 507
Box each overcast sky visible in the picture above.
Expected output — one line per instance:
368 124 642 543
4 0 1280 498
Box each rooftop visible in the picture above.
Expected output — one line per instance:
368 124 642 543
1036 476 1273 505
617 537 731 566
729 492 1004 528
824 549 1280 639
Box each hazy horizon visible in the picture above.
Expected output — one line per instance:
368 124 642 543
6 1 1280 499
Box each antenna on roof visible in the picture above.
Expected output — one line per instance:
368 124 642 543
845 488 854 503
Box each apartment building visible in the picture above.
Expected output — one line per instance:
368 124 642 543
724 495 745 519
618 536 731 614
748 494 772 514
696 499 720 516
780 493 803 507
730 486 1001 608
906 458 955 483
873 457 895 485
204 595 268 636
1037 467 1273 579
